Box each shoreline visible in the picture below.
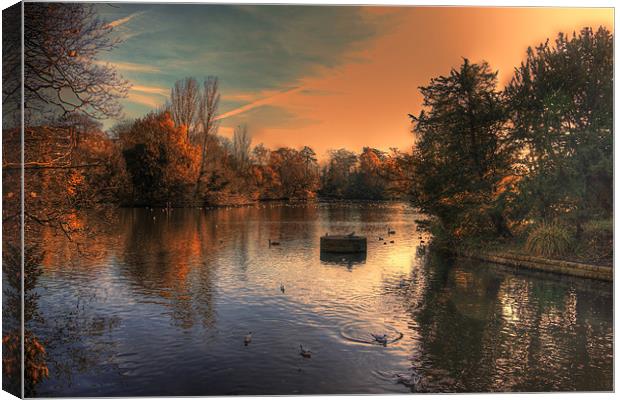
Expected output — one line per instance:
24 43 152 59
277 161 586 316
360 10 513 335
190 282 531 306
458 250 612 282
119 197 410 209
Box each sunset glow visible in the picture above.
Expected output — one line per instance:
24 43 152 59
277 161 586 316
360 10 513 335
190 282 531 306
97 5 613 157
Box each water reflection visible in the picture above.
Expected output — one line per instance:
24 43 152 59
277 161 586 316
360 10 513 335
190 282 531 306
407 253 613 392
320 251 367 268
28 202 613 396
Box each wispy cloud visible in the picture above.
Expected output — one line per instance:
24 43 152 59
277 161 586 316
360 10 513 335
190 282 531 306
132 85 169 97
95 60 161 74
107 11 145 28
225 92 257 102
217 87 305 121
126 92 165 108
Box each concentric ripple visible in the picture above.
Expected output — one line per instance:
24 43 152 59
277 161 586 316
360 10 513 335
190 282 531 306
340 321 403 345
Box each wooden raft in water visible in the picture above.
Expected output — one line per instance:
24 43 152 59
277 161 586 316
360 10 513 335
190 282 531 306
320 235 367 253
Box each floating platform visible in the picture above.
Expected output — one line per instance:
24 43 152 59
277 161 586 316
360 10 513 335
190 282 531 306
320 235 367 253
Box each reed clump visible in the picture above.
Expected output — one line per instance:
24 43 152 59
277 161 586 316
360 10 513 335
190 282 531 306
525 222 572 258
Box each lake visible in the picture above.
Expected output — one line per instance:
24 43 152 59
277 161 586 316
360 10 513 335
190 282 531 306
30 202 613 395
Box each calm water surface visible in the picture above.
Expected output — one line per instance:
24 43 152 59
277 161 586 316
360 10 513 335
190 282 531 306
32 202 613 395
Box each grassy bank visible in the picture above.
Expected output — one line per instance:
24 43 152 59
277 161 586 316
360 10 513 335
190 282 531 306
441 218 613 268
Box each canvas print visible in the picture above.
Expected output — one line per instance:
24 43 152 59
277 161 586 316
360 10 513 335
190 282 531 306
1 2 614 397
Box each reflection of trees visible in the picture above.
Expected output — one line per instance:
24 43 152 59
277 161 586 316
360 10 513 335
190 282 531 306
320 252 366 269
2 3 23 395
43 303 121 390
405 252 613 392
5 211 125 396
119 209 218 330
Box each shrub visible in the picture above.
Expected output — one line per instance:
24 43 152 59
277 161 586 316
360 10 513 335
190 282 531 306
525 222 572 258
583 219 613 238
579 219 613 263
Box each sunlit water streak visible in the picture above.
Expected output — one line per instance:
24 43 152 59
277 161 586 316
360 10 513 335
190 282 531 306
30 202 612 396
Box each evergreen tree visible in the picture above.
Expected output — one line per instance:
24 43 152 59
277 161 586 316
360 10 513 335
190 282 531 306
410 59 513 239
506 27 613 231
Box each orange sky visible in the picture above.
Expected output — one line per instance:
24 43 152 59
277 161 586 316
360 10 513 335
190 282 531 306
103 6 613 159
217 7 613 158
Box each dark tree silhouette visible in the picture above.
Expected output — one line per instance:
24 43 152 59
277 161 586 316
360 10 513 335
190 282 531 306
505 27 613 231
23 3 129 121
409 59 513 239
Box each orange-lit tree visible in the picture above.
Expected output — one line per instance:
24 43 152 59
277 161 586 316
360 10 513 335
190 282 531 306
120 112 199 206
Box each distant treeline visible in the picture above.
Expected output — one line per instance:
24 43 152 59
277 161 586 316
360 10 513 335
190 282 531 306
104 78 415 206
12 112 413 210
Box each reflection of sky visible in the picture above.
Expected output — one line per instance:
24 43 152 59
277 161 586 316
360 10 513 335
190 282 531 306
94 4 613 157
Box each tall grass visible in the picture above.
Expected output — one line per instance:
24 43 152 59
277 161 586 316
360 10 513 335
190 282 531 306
525 222 572 258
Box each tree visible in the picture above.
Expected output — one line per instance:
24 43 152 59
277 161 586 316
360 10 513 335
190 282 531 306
169 77 200 133
193 77 220 198
355 147 387 199
505 27 613 231
299 146 319 179
120 112 199 205
4 3 131 243
383 148 413 198
232 124 251 171
3 4 21 128
409 59 513 239
251 143 270 166
268 147 318 199
320 149 358 198
23 3 129 122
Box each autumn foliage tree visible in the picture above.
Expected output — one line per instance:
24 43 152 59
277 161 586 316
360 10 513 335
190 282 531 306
2 2 130 238
120 112 199 206
268 147 320 199
320 148 411 200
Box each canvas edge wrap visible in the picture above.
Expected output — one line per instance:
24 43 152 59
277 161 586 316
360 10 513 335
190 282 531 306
2 1 24 398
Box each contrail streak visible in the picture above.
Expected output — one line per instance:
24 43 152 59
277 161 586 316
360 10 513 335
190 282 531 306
216 87 304 121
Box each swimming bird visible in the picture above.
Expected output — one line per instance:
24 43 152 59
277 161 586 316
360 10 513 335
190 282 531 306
299 344 312 358
390 240 395 244
371 333 388 346
387 227 396 235
399 279 407 288
269 239 280 246
244 332 252 346
378 236 384 241
280 283 285 293
395 371 422 387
